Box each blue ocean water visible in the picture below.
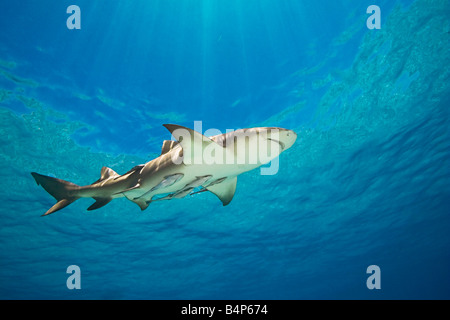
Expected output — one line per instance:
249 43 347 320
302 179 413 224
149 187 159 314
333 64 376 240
0 0 449 299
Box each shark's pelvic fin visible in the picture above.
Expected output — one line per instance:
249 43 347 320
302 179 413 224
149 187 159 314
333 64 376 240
206 176 237 206
31 172 81 216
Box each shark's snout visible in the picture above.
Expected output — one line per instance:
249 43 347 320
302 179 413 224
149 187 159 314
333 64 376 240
278 129 297 151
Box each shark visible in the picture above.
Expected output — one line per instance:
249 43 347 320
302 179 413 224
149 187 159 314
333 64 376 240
31 124 297 216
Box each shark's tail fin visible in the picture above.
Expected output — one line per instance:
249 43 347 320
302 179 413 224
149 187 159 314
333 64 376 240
31 172 81 216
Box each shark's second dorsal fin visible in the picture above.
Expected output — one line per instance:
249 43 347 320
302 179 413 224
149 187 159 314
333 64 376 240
93 167 119 184
160 140 179 155
100 167 119 180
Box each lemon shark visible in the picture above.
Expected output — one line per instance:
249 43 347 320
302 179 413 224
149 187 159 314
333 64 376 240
31 124 297 216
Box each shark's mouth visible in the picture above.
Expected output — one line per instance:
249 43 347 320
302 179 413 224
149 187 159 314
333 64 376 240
267 138 285 150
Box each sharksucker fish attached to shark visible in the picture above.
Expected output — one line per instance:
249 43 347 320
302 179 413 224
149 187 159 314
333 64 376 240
31 124 297 216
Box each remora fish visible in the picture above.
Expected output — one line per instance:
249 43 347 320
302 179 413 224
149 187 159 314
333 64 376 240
31 124 297 216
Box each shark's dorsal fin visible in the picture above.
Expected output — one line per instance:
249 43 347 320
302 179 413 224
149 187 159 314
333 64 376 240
206 176 237 206
92 167 119 184
101 167 119 179
163 124 222 164
163 124 215 146
160 140 179 156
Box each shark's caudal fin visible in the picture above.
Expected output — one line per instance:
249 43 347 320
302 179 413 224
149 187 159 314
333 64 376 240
31 172 81 216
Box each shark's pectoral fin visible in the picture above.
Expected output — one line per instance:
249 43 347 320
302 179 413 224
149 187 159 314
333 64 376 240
206 177 237 206
87 197 113 211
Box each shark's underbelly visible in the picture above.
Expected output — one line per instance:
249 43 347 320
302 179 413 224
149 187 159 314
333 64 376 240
123 162 249 203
